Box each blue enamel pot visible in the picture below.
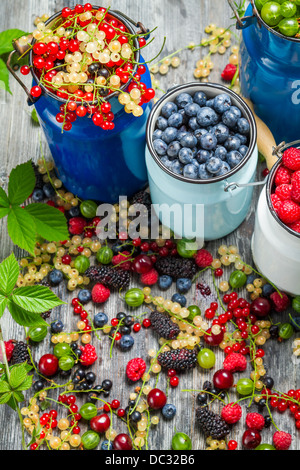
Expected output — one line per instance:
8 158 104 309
9 8 152 204
145 83 258 242
238 0 300 144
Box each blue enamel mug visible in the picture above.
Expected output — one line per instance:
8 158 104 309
145 83 258 241
233 0 300 144
7 8 152 204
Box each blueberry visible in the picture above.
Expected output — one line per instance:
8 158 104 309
119 335 134 351
176 278 192 294
171 293 187 307
215 161 231 177
193 91 207 106
162 127 178 144
153 138 168 156
167 141 181 159
68 206 81 218
197 107 219 127
206 157 223 174
191 158 200 168
227 150 244 168
78 289 92 304
213 93 231 114
43 183 55 198
185 102 201 117
194 128 208 144
230 106 242 120
237 117 250 135
200 133 218 151
177 129 189 141
49 269 64 286
153 129 164 141
162 404 177 420
179 147 193 165
212 123 230 143
198 163 212 180
168 113 184 129
161 101 178 118
235 133 248 145
101 440 113 450
239 145 249 157
188 117 199 131
170 160 183 175
158 275 173 291
206 99 215 107
214 146 227 161
222 110 238 129
177 109 189 124
51 320 64 333
32 189 45 202
180 133 197 149
156 116 168 130
262 283 276 298
183 163 198 179
160 156 173 169
224 135 241 152
94 312 108 328
247 274 256 285
175 93 193 109
196 149 212 164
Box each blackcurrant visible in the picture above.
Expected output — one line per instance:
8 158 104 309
130 411 142 423
33 380 45 392
197 393 208 405
203 381 212 391
98 68 109 79
85 372 96 384
264 416 272 428
117 312 127 320
263 376 274 389
88 63 100 75
102 380 113 391
124 316 135 327
120 326 131 336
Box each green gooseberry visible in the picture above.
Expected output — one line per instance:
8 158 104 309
81 430 100 450
96 246 113 265
176 239 198 259
58 355 75 371
278 17 299 36
79 403 98 421
292 296 300 313
188 305 201 321
278 322 294 340
197 348 216 369
53 342 72 358
171 432 192 451
125 288 145 308
261 2 284 26
280 0 297 17
28 325 48 343
255 443 275 450
229 270 247 289
80 200 98 219
74 255 90 274
236 378 254 396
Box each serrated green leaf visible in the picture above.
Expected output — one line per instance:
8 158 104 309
7 206 37 255
25 203 69 242
0 381 11 393
6 395 17 410
0 294 8 319
12 285 65 314
8 300 48 327
31 109 39 124
13 390 24 402
0 207 10 219
0 29 29 56
0 58 11 95
9 363 28 389
0 392 12 404
0 187 9 208
8 161 36 205
0 253 20 295
15 375 32 392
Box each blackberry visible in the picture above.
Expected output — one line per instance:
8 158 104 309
31 162 44 190
84 266 130 290
131 190 152 212
150 311 180 340
157 348 198 372
41 309 52 320
155 257 198 280
11 341 31 365
196 407 230 440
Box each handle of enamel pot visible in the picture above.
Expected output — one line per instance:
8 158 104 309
243 97 279 170
227 0 259 29
111 10 150 39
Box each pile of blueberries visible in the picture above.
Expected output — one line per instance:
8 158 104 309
152 90 251 180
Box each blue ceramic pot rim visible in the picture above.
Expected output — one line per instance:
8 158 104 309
29 6 140 104
251 2 300 43
146 82 257 185
266 145 300 240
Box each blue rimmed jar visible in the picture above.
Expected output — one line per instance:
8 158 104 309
145 82 258 242
7 7 153 204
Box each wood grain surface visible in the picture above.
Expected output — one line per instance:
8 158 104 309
0 0 299 451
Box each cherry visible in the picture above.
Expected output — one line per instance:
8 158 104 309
38 354 58 377
132 255 153 274
251 298 271 318
242 429 261 449
213 369 234 390
147 388 167 410
90 414 111 433
113 434 133 451
203 327 224 346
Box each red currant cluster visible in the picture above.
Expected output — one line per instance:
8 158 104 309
269 389 300 429
72 297 92 333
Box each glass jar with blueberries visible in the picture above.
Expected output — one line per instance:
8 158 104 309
146 83 258 241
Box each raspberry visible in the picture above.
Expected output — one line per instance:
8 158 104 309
291 176 300 204
221 64 237 81
140 268 158 286
271 194 282 214
4 340 15 362
91 283 111 303
273 431 292 450
245 413 265 431
80 344 97 367
288 220 300 233
275 166 291 186
282 148 300 171
112 251 132 271
126 358 146 382
194 249 213 268
223 353 247 373
270 291 290 312
278 200 300 224
275 184 292 200
221 403 242 424
68 217 87 235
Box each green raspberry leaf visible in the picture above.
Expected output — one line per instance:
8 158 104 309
15 375 33 392
8 161 36 206
0 58 11 95
0 392 12 405
12 285 65 314
12 390 24 403
25 203 69 242
0 187 9 208
0 295 8 319
8 300 48 327
9 363 28 389
0 29 29 56
7 206 37 255
0 253 20 295
0 381 11 393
